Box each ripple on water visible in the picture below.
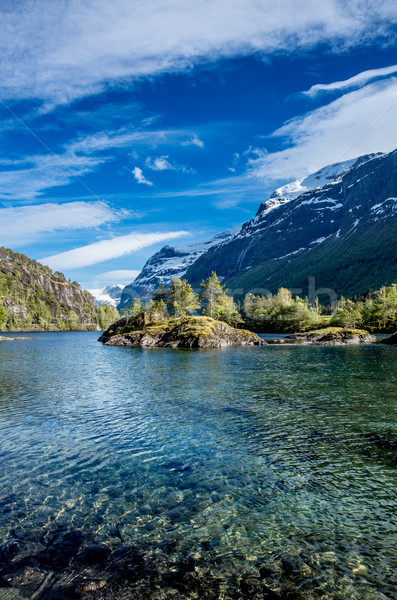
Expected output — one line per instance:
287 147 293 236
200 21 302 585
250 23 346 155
0 333 396 598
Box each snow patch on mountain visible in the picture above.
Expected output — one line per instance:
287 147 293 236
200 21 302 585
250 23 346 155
119 232 233 305
88 284 124 307
255 153 383 218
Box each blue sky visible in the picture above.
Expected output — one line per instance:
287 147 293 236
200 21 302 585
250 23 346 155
0 0 397 289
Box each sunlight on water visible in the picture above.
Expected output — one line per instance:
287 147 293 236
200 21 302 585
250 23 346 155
0 332 396 598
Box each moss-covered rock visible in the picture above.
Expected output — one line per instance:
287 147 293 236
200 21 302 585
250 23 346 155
99 315 264 348
287 327 376 345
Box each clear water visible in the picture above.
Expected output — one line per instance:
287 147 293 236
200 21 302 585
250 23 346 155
0 332 396 599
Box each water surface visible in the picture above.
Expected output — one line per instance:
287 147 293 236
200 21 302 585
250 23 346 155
0 332 396 599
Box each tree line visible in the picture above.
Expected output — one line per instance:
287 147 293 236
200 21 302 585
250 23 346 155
122 274 397 333
122 272 242 326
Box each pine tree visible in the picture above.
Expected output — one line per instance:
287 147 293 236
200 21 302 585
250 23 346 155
148 299 168 322
152 284 167 303
167 278 200 317
120 298 145 318
200 272 224 318
200 272 242 324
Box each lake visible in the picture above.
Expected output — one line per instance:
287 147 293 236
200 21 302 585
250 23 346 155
0 332 396 599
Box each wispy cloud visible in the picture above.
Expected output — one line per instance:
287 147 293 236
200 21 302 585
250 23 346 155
182 135 205 148
248 77 397 182
97 269 141 282
42 230 189 270
0 1 395 107
0 201 120 246
0 128 144 201
303 64 397 97
151 174 270 210
132 167 153 186
0 127 196 200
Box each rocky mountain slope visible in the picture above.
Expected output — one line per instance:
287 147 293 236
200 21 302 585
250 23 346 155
119 232 232 307
88 284 124 307
0 247 100 330
185 149 397 299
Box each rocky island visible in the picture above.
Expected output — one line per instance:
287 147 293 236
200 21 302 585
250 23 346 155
286 327 376 345
99 314 264 348
381 332 397 344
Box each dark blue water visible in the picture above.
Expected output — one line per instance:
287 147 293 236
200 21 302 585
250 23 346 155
0 332 396 599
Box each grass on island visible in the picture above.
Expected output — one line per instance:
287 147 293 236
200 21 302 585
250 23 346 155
108 315 254 340
294 326 370 337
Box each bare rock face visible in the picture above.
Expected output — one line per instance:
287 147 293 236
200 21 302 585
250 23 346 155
99 315 264 348
287 327 376 345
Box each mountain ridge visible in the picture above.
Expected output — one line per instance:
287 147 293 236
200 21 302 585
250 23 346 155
185 149 397 299
120 148 397 305
119 231 233 308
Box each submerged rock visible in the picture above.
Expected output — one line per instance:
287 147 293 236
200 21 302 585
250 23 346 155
99 315 264 348
77 579 107 593
380 332 397 345
0 336 31 342
286 327 376 345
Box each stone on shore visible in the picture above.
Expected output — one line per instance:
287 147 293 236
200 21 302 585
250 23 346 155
286 327 376 345
380 332 397 345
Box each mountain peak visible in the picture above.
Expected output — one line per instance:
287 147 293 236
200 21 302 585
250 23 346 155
255 153 384 217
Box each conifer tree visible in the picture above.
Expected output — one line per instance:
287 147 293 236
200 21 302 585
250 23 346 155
152 284 167 303
120 298 145 318
148 299 168 322
200 272 242 324
167 278 200 317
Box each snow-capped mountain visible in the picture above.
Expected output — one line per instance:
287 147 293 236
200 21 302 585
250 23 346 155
254 154 378 217
119 149 397 303
119 232 232 307
88 284 124 307
185 149 397 298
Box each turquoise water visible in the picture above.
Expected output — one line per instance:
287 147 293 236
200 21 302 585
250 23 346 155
0 332 396 599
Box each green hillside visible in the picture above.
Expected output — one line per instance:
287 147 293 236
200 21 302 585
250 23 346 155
0 247 118 331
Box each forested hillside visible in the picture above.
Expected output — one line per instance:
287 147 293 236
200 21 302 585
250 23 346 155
0 247 118 331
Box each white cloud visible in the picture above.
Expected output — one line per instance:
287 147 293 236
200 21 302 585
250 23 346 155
0 1 396 106
248 77 397 182
0 201 119 246
132 166 153 186
182 135 205 149
97 269 141 282
303 64 397 97
146 156 173 171
145 155 195 173
41 230 189 270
